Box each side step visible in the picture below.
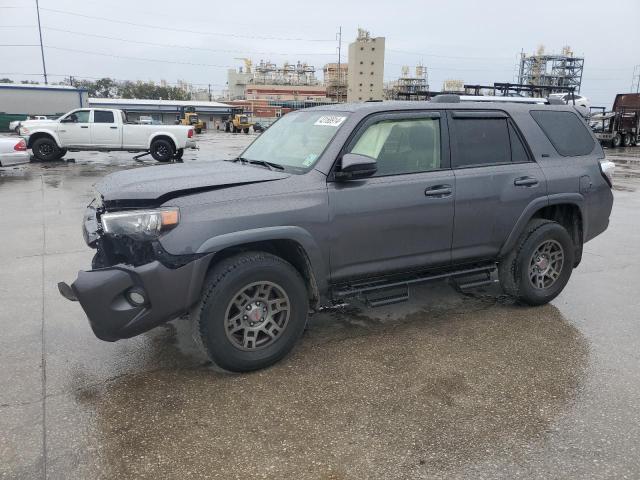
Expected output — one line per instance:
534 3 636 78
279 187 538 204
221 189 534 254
364 287 409 307
332 263 497 302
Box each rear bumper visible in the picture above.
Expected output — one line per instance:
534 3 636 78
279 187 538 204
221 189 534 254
59 255 212 341
0 150 30 167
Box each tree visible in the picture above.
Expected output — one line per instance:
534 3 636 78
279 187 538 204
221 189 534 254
0 78 13 83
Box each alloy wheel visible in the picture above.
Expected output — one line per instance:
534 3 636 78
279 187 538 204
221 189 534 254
528 239 564 289
224 281 290 351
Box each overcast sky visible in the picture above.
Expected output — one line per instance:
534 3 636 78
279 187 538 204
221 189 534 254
1 0 638 106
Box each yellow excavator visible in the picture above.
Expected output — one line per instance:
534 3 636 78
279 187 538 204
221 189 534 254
178 107 205 134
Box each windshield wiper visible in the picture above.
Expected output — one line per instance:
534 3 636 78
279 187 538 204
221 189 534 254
247 160 285 171
226 156 249 163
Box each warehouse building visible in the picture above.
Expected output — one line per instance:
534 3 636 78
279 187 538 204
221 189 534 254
0 83 88 131
87 98 234 128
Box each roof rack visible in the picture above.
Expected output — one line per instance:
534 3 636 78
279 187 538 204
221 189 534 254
432 94 549 105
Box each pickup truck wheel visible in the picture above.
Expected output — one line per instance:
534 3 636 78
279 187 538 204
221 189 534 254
173 148 184 160
498 219 575 306
192 251 309 372
32 137 60 161
56 148 68 160
150 138 175 162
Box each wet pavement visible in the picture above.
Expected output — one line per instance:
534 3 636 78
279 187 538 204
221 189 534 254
1 133 639 479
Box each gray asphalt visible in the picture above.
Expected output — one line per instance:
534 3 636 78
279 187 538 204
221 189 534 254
1 131 639 479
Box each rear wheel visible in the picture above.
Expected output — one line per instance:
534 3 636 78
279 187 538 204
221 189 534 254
195 128 202 134
498 219 575 306
173 148 184 160
32 137 60 161
611 133 622 148
150 138 175 162
243 127 249 134
192 251 309 372
622 134 632 147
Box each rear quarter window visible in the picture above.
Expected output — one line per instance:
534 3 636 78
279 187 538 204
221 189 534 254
530 110 595 156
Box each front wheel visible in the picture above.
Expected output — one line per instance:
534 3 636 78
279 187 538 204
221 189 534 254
32 137 60 161
150 138 175 162
498 219 575 306
192 251 309 372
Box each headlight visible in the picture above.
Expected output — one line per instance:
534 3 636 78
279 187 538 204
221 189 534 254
101 208 179 240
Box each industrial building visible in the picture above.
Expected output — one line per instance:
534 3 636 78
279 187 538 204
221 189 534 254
87 98 233 128
0 83 88 131
323 63 348 102
517 45 584 93
385 65 429 101
347 29 385 102
227 59 327 102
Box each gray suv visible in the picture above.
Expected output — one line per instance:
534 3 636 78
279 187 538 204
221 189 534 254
59 98 615 372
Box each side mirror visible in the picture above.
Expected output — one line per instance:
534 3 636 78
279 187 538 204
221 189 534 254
335 153 377 181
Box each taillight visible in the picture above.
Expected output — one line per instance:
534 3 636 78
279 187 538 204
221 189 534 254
14 139 27 151
188 129 193 138
599 160 615 187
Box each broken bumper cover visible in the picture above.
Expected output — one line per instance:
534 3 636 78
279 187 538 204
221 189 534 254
58 255 211 341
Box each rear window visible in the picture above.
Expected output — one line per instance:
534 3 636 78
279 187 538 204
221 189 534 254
530 110 595 156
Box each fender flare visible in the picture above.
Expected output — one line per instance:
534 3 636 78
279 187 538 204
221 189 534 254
147 131 180 150
196 226 329 293
499 193 586 257
26 129 62 148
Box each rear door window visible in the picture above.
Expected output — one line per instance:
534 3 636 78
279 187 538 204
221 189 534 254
530 110 595 156
93 110 114 123
451 117 511 167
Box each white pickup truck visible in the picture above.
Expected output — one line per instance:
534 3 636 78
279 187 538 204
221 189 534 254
20 108 197 162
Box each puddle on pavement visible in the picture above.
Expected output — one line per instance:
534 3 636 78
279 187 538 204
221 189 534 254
48 283 589 479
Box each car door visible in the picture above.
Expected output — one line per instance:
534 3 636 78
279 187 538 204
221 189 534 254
90 110 121 148
448 110 547 263
58 109 91 147
327 111 455 282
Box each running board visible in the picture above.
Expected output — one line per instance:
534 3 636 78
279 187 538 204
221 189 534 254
332 264 497 300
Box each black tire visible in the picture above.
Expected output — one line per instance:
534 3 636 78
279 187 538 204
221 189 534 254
195 128 202 134
243 127 249 134
150 138 175 162
622 134 632 147
32 137 60 161
192 251 309 372
611 134 622 148
57 148 68 160
173 148 184 160
498 219 575 306
14 126 20 134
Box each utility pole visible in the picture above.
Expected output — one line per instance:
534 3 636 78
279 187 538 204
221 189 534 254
336 26 342 103
35 0 48 84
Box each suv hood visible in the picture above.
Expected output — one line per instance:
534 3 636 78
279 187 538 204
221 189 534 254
97 161 290 208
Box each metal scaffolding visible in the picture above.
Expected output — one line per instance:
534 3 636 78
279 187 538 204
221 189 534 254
385 64 429 101
517 46 584 94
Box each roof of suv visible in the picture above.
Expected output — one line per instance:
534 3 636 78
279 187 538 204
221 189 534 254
307 100 576 115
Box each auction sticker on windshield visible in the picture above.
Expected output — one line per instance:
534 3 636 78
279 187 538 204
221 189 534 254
314 115 346 127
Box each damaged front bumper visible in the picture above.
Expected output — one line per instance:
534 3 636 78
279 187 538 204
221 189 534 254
59 203 212 341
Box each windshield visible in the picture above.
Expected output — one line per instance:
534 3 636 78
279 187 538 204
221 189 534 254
240 110 348 172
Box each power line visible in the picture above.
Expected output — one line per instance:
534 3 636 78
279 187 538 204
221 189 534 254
38 7 335 42
44 45 236 68
40 26 336 56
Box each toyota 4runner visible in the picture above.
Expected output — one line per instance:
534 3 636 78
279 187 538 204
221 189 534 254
58 97 615 372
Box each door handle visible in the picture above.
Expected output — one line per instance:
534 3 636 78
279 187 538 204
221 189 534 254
110 126 118 129
425 185 453 197
80 126 89 129
514 176 538 187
